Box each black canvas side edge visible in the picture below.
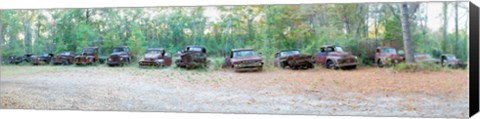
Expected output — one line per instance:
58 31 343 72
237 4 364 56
470 1 480 117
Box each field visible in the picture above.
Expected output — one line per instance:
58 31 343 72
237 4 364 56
0 65 469 118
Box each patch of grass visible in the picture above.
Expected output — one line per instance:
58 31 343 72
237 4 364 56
391 62 445 72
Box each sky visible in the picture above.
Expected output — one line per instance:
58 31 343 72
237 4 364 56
201 2 470 33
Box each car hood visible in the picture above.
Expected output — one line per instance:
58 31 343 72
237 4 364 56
379 53 401 58
144 54 162 59
232 56 263 63
329 51 354 57
284 54 311 59
110 52 127 56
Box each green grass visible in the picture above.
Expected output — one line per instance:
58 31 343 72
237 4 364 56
390 62 448 72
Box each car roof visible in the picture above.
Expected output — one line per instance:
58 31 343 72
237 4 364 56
377 46 395 49
232 48 255 52
186 45 205 48
276 49 300 54
113 46 129 48
320 45 339 48
84 47 98 49
147 48 165 51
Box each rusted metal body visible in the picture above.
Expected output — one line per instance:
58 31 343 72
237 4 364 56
373 47 405 67
440 54 466 69
414 53 440 64
175 46 207 68
8 54 32 64
224 48 264 72
138 48 172 67
52 51 76 65
313 45 358 69
273 50 313 69
31 53 54 65
75 47 100 65
107 46 133 66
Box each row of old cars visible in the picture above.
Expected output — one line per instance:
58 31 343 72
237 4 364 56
6 45 467 71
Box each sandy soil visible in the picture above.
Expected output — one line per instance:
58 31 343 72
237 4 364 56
0 65 469 118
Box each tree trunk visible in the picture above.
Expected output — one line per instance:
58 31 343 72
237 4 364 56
442 3 448 53
400 3 415 64
23 20 32 54
454 2 459 55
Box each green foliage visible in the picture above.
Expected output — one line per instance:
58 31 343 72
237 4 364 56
391 62 443 72
0 3 470 68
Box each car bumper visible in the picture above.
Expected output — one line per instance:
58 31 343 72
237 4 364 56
139 60 164 66
336 62 357 67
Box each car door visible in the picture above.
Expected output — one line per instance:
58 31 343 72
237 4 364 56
273 53 280 67
224 51 233 67
315 48 328 64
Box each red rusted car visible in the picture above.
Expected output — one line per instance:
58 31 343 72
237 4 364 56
75 47 101 65
31 53 54 65
52 51 76 65
107 46 133 66
414 53 440 64
138 48 172 67
440 54 467 69
313 45 358 69
274 50 313 69
8 54 32 64
224 48 264 72
374 47 404 67
175 46 208 68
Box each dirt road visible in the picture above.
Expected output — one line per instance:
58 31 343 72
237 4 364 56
0 65 469 118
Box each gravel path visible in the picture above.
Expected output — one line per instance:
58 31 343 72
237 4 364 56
0 65 469 118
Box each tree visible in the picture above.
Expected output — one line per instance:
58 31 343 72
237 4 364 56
400 3 415 64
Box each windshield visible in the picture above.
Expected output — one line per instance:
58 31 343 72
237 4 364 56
446 55 456 60
233 50 258 58
83 48 94 53
188 47 203 52
146 50 163 54
280 50 300 57
40 54 49 57
415 54 433 59
62 52 71 55
326 46 344 52
112 48 125 53
381 48 397 54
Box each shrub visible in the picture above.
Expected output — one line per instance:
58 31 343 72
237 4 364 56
391 62 443 72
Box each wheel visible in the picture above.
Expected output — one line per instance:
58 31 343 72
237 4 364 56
326 60 338 70
280 62 286 69
257 66 263 71
377 59 384 68
62 60 68 65
307 63 314 69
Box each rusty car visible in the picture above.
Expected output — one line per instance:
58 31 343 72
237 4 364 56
138 48 173 67
223 48 264 72
52 51 76 65
8 54 32 64
313 45 358 69
274 50 313 69
31 53 54 65
440 54 467 69
374 47 405 67
75 47 102 65
107 46 133 67
414 53 440 64
175 46 208 68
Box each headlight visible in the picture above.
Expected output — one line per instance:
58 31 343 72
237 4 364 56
108 58 112 61
120 58 124 60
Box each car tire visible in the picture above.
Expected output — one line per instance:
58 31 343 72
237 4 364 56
377 59 384 68
280 62 286 69
257 66 263 72
326 60 338 70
